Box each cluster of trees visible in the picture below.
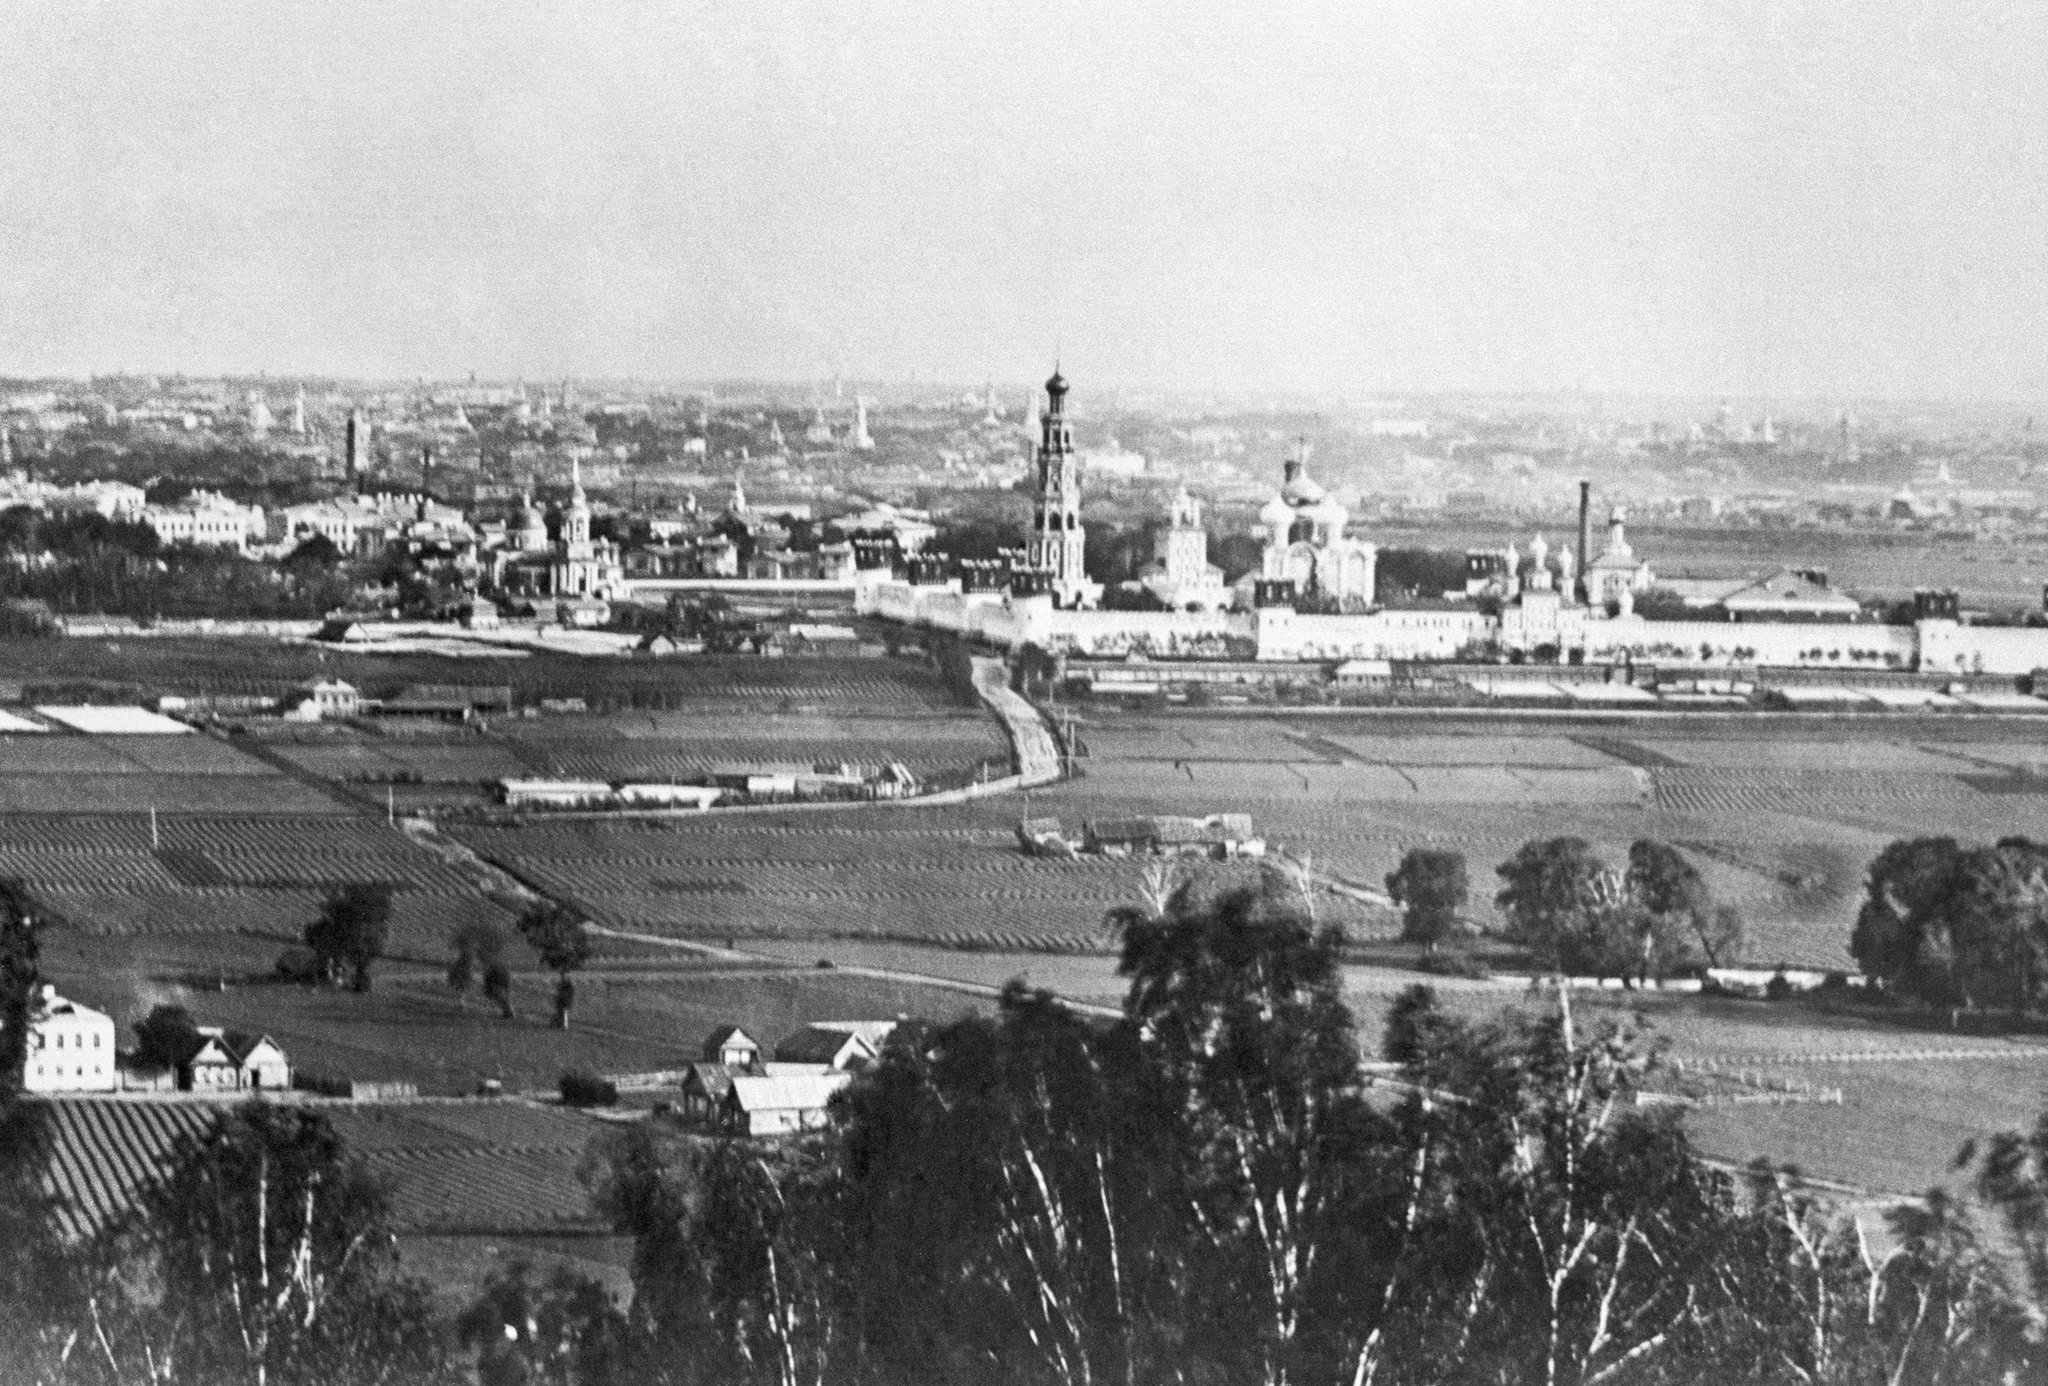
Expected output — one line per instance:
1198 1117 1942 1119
284 888 590 1026
658 593 763 653
1852 836 2048 1016
12 871 2048 1380
1375 547 1473 604
302 884 393 992
1385 837 1744 981
0 1102 451 1386
0 506 356 622
441 872 2048 1384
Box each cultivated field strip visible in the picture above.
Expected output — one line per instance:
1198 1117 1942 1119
358 1146 601 1233
451 823 995 862
1079 723 1328 763
0 815 519 942
104 737 283 776
35 889 517 943
0 735 280 777
1626 738 1970 773
1328 732 1628 769
1652 768 1985 816
327 1100 597 1151
269 743 531 784
1076 760 1650 804
27 1097 607 1241
30 1099 218 1241
468 826 1387 950
0 775 345 814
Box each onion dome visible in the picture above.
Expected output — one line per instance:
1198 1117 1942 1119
1280 464 1327 507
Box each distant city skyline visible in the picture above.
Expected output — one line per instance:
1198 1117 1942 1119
5 3 2048 403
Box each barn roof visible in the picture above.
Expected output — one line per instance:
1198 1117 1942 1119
724 1073 852 1113
773 1027 878 1066
682 1062 738 1101
804 1020 899 1050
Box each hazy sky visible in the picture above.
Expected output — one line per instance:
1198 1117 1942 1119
3 2 2047 400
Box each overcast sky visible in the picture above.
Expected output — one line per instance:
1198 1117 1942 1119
2 1 2045 401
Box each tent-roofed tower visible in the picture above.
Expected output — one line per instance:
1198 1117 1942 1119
1022 367 1099 608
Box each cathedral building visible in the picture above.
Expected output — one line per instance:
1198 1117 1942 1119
1020 369 1102 608
494 458 624 601
1255 444 1376 605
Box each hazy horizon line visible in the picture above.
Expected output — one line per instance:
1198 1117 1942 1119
7 369 2047 416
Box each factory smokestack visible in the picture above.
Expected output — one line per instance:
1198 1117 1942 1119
1577 480 1592 603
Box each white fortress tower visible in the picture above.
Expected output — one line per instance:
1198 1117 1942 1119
1023 368 1101 608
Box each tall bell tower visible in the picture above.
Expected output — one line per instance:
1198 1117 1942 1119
1025 367 1095 607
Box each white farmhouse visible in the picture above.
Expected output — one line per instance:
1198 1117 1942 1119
21 986 117 1093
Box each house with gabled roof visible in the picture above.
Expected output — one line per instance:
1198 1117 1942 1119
719 1072 853 1137
679 1062 739 1123
774 1024 885 1072
182 1028 290 1092
703 1025 762 1070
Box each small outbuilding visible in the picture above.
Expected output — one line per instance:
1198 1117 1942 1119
679 1062 740 1123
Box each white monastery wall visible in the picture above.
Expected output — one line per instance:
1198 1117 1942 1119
1582 618 1918 670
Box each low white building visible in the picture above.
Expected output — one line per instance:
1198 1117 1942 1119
140 492 265 551
500 778 615 808
614 783 723 809
22 986 117 1093
282 679 362 722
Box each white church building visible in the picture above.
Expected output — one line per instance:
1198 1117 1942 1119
1252 444 1377 606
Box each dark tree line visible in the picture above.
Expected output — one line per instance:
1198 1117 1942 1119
1384 838 1743 981
0 505 355 621
16 857 2048 1381
469 872 2048 1386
